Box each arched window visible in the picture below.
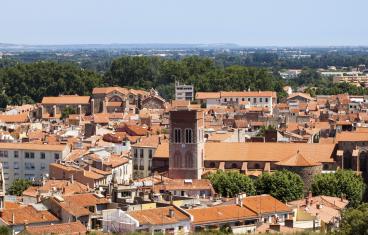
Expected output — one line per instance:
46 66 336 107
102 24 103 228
185 129 193 143
174 128 181 143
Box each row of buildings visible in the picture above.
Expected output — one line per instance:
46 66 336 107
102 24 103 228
0 85 364 234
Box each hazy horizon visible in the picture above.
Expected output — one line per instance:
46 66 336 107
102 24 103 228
2 0 368 46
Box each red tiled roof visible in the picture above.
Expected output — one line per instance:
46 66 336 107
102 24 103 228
128 206 190 225
242 195 292 214
275 151 321 167
23 221 87 235
0 113 29 123
42 96 90 105
1 205 58 225
187 205 257 225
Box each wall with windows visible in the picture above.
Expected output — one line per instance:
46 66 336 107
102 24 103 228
220 96 274 113
132 146 156 179
112 160 132 184
0 146 70 188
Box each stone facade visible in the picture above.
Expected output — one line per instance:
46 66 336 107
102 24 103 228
277 165 323 192
141 96 166 109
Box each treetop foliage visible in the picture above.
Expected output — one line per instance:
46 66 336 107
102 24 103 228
205 170 256 198
255 170 304 202
311 170 365 208
7 178 32 196
0 56 287 108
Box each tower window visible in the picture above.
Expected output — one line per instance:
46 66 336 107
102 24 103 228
174 128 181 143
185 129 193 143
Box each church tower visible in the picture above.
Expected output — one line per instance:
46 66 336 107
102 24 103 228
169 108 205 179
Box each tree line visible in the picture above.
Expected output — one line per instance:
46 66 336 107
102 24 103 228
215 51 368 69
206 169 365 208
0 56 288 108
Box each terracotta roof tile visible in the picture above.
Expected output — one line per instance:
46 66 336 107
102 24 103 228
187 205 257 225
153 142 335 163
275 151 321 167
196 92 221 99
55 193 109 217
23 221 86 235
0 113 29 123
205 143 335 163
0 143 68 152
220 91 276 98
42 95 90 105
336 131 368 142
1 205 58 225
242 195 292 214
153 179 214 193
128 206 190 225
22 180 89 197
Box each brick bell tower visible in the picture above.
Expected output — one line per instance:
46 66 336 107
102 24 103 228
169 108 205 179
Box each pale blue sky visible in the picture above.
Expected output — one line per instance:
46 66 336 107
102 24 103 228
1 0 367 46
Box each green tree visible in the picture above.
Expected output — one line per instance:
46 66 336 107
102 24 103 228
61 106 77 120
206 171 256 197
256 125 276 137
0 61 102 108
7 179 32 196
0 225 10 235
337 203 368 235
255 170 304 202
104 56 286 100
311 170 365 208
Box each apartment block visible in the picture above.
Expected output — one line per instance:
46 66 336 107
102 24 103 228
0 143 70 188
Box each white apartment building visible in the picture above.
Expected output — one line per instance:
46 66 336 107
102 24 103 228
175 81 194 101
196 91 277 114
0 143 70 188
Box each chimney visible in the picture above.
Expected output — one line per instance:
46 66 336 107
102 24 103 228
235 196 239 206
168 208 175 218
70 174 74 184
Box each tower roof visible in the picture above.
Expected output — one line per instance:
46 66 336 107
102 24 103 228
275 150 321 167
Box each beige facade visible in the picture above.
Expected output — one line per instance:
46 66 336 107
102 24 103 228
132 146 155 179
